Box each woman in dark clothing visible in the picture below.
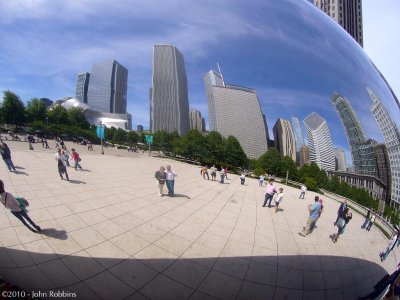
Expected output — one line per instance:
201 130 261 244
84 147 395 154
332 207 352 243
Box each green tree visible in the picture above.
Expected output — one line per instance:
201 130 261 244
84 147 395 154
1 90 26 126
224 135 247 169
186 129 207 163
26 98 47 123
257 147 282 176
113 128 127 144
47 105 68 125
127 131 139 146
281 156 298 181
153 131 173 153
105 126 117 142
205 131 224 165
67 107 90 128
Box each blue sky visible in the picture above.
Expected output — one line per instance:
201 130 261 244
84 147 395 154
0 0 399 165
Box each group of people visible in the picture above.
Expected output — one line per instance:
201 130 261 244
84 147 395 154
54 148 83 181
361 208 377 231
200 165 228 184
155 165 177 197
261 179 284 213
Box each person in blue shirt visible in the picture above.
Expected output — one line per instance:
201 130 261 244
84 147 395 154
298 196 322 237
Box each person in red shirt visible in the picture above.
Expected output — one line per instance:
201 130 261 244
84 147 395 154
71 148 83 170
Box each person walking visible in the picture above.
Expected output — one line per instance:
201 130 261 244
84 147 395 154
274 188 284 213
155 166 166 197
332 207 352 243
0 142 17 172
201 166 209 180
361 208 372 229
55 149 69 180
259 174 265 186
263 180 277 207
298 196 322 237
165 165 177 196
240 173 246 185
62 149 71 167
219 168 225 184
380 231 399 261
0 180 41 233
299 184 307 199
224 167 229 180
210 165 217 181
334 200 348 226
366 211 376 231
71 148 83 170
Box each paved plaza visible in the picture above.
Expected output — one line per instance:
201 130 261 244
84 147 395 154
0 140 399 299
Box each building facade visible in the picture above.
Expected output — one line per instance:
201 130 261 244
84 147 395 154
87 60 128 114
189 110 204 132
334 147 347 171
303 112 335 171
204 69 268 159
314 0 363 47
151 44 190 136
75 72 90 104
137 125 144 132
368 87 400 208
273 118 296 162
299 145 310 167
374 143 391 202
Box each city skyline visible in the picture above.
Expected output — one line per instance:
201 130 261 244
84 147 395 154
0 1 399 164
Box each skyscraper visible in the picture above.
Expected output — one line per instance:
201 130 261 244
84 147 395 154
299 145 310 167
334 147 347 171
204 68 268 159
189 110 204 132
151 44 190 135
290 117 305 153
87 60 128 114
75 72 90 104
374 143 391 202
332 93 366 174
314 0 363 47
303 112 335 171
368 87 400 208
273 118 296 162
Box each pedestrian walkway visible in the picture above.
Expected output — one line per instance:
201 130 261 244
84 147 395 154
0 141 398 299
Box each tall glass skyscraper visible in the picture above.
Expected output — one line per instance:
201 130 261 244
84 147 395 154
273 118 296 162
368 87 400 208
290 117 305 153
75 72 90 104
303 112 335 171
204 69 268 159
87 60 128 114
151 45 190 135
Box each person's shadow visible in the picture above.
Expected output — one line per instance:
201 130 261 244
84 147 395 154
169 194 191 199
39 228 68 240
68 180 86 184
14 170 29 176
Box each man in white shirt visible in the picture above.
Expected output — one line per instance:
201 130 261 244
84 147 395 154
299 185 307 199
55 149 69 180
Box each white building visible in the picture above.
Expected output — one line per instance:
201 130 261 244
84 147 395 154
189 110 204 132
273 118 297 162
303 112 335 171
203 69 268 159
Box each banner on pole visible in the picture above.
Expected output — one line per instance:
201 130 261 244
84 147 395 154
145 135 153 145
96 125 105 139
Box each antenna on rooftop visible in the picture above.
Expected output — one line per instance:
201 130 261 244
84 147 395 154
217 62 226 87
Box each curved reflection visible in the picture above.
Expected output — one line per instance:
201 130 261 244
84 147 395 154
188 0 400 208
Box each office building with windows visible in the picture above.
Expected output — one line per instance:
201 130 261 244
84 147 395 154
87 60 128 114
303 112 335 171
75 72 90 104
151 44 190 136
368 87 400 208
273 118 296 162
314 0 363 47
204 69 268 159
334 147 347 171
189 110 204 132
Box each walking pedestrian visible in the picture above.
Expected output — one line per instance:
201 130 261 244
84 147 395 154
274 188 284 213
332 207 352 243
165 165 177 196
55 149 69 180
210 165 217 181
366 211 376 231
219 168 225 184
155 166 166 197
62 149 70 167
0 180 41 233
259 174 265 186
0 142 17 172
240 173 245 185
201 166 209 180
224 167 228 180
380 231 399 261
298 196 322 237
334 200 348 226
71 148 83 170
263 179 277 207
361 208 372 229
299 184 307 199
